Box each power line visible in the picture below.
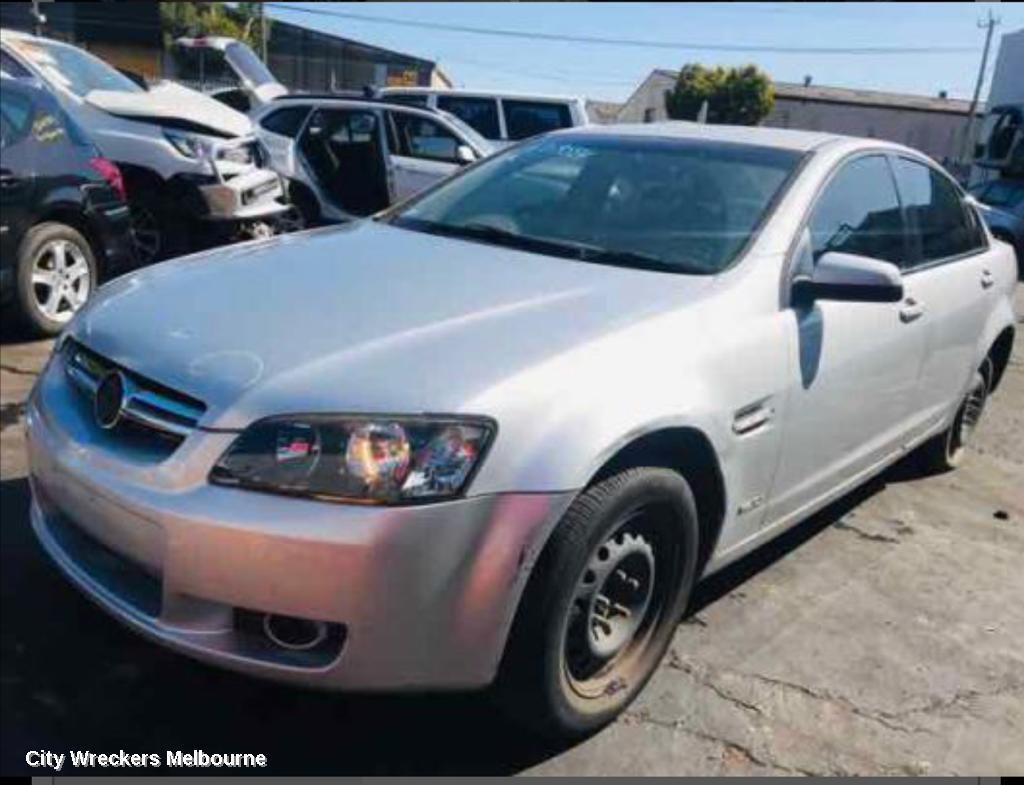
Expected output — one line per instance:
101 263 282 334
265 3 979 55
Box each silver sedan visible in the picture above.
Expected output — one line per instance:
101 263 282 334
26 123 1018 738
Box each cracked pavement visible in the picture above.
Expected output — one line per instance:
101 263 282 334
2 291 1023 775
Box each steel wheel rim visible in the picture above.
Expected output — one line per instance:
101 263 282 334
561 507 673 700
130 204 161 264
949 373 988 461
30 239 91 324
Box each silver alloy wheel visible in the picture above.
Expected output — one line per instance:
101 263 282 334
30 239 92 324
130 203 162 264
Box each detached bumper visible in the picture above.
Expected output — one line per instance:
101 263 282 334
25 369 572 690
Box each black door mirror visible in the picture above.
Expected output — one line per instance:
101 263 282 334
793 251 904 307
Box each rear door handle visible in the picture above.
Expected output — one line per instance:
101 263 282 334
981 269 995 289
899 297 925 323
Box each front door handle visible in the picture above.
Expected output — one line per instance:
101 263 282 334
899 297 925 323
981 269 995 289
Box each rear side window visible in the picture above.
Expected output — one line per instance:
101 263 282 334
893 157 986 264
437 95 500 140
503 100 573 141
0 86 34 148
260 105 311 138
807 155 907 266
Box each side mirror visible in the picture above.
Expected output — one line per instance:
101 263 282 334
455 144 477 165
792 251 903 307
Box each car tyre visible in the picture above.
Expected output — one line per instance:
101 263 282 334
15 222 98 336
919 364 990 472
495 467 698 739
129 193 186 265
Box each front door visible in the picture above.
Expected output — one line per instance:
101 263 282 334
769 154 928 525
386 110 462 201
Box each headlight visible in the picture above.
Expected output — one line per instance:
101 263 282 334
164 130 213 160
209 415 495 504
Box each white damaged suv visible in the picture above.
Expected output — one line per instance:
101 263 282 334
26 124 1017 738
1 29 287 264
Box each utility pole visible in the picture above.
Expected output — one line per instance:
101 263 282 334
30 0 45 36
260 3 268 63
961 9 1000 165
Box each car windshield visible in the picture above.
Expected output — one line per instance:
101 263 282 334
385 134 803 274
8 38 142 97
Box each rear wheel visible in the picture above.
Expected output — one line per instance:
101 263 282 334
15 222 97 336
496 468 698 739
919 364 989 471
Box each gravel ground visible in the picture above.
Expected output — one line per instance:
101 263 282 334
1 290 1021 775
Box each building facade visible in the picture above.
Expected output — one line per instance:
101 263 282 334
616 69 979 164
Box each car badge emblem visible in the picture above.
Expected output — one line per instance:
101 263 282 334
94 370 127 430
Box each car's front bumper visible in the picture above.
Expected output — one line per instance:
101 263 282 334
25 357 573 690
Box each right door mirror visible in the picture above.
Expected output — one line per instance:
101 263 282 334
793 251 904 306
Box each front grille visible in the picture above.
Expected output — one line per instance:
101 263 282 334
64 338 207 443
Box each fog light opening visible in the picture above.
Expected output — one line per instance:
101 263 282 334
262 614 328 651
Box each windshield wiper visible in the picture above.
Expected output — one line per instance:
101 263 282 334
392 218 707 274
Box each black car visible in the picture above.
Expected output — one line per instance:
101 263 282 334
1 75 135 335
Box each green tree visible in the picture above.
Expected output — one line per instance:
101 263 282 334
665 64 774 126
160 2 267 51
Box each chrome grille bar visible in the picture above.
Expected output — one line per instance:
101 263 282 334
63 340 206 440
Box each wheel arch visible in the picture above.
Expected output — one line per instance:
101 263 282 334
987 325 1015 394
587 426 727 579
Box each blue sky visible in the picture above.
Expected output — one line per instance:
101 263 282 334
267 2 1024 102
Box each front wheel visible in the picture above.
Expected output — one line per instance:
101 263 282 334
496 468 699 739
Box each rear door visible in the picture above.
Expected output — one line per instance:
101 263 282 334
0 81 38 271
385 109 464 200
890 155 996 429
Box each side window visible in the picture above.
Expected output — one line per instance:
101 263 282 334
0 86 34 149
385 93 430 108
391 112 460 163
503 100 573 141
1 49 32 79
893 157 986 265
807 155 907 266
260 106 311 139
436 96 500 140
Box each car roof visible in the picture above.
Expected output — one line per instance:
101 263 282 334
268 94 444 114
380 86 584 103
563 121 901 153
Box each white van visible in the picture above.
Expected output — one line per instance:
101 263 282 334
379 88 588 146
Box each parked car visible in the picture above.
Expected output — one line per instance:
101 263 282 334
969 177 1023 277
0 29 287 265
254 96 493 225
0 76 134 335
26 124 1017 739
380 87 588 146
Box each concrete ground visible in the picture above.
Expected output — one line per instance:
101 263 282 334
1 292 1022 775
